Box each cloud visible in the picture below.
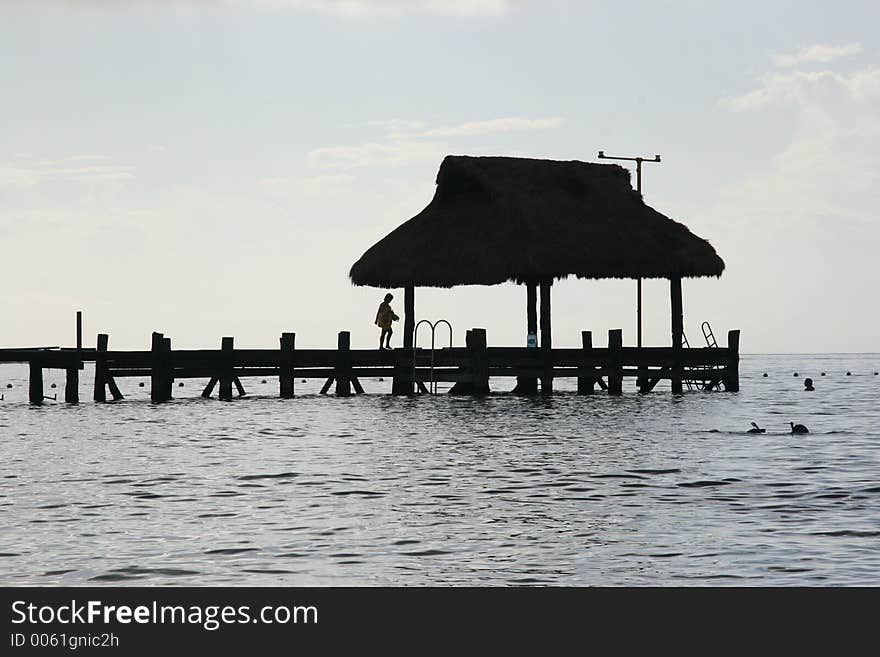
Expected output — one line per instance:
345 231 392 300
717 57 880 229
48 0 515 15
722 68 880 111
259 173 356 196
307 140 447 170
773 42 863 68
389 116 564 138
0 158 135 188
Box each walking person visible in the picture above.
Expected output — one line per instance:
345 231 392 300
375 293 399 350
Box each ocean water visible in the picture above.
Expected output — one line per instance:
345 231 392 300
1 354 878 586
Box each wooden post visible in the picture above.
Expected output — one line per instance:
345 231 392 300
335 331 352 397
725 329 740 392
577 330 595 394
150 332 164 403
471 328 489 394
670 276 684 394
403 286 415 350
94 333 108 402
280 332 295 399
162 336 173 401
65 367 79 404
219 337 234 401
514 282 539 394
540 280 553 396
233 377 246 397
29 360 43 405
76 311 82 351
608 329 623 395
202 376 218 398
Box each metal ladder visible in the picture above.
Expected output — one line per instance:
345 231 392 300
681 332 696 390
412 319 453 394
700 321 725 391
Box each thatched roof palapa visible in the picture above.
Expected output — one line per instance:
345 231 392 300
350 156 724 288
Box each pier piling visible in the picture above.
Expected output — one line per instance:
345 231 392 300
608 329 623 395
335 331 352 397
280 332 295 398
577 331 595 394
219 337 234 401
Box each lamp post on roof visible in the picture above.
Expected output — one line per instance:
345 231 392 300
597 151 661 352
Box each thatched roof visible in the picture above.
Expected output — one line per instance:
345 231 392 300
350 155 724 288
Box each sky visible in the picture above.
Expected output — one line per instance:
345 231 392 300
1 0 879 352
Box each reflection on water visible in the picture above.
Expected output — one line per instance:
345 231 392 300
1 355 878 585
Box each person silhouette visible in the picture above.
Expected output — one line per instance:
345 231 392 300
375 293 399 350
804 378 814 391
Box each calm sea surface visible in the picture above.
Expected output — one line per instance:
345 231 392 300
1 354 878 586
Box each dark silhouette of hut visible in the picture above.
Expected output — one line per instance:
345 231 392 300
350 155 725 393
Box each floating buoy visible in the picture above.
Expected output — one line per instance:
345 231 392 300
846 371 851 376
261 379 267 384
378 377 384 382
138 382 145 387
50 383 57 389
793 372 799 377
874 372 878 376
178 382 184 387
821 372 826 376
762 373 768 377
5 384 11 389
301 379 306 383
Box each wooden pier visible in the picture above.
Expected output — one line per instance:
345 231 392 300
0 328 740 405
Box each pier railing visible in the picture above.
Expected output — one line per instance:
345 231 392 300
1 328 740 404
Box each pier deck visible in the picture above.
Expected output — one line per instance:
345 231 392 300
0 327 740 405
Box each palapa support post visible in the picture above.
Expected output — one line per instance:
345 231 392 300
577 330 595 394
725 329 740 392
29 359 43 405
279 332 295 399
335 331 352 397
608 329 623 395
540 280 553 396
392 286 415 395
403 286 415 351
94 334 108 402
670 276 684 394
219 337 234 401
513 282 539 394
